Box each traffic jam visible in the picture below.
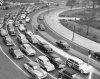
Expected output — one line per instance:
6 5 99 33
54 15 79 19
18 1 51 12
0 4 94 79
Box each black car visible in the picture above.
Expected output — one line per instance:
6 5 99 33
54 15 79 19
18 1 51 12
57 68 77 79
46 53 65 69
37 42 53 54
9 46 24 59
56 40 71 50
93 52 100 59
7 24 16 36
38 24 45 31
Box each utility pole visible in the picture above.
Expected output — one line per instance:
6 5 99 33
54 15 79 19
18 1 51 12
87 50 91 65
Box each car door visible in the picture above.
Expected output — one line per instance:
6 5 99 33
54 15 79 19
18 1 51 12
38 58 45 69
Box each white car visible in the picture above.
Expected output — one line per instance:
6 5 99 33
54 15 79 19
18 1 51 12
18 24 26 31
36 55 55 71
25 17 30 23
20 43 36 56
25 30 39 44
17 33 29 44
21 13 26 19
24 61 47 79
66 56 93 74
7 19 14 25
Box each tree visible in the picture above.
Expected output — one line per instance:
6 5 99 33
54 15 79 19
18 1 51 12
66 0 77 9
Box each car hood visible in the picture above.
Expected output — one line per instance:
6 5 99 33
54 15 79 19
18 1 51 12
33 69 46 77
26 48 35 54
80 63 93 71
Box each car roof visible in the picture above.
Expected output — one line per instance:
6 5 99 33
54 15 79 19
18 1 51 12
69 56 83 64
38 56 49 61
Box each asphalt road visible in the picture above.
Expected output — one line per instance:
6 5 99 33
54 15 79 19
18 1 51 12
30 6 100 79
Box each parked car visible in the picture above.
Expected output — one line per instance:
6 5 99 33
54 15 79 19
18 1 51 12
37 42 53 54
9 46 24 59
25 30 39 44
24 61 47 79
93 52 100 59
46 53 65 69
25 16 30 23
20 43 36 56
0 28 8 36
66 56 93 74
56 40 71 50
38 24 45 31
36 55 55 71
18 24 26 32
3 35 14 46
17 33 29 44
7 24 16 36
57 68 77 79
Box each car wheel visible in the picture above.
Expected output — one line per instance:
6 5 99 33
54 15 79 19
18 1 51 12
80 69 84 74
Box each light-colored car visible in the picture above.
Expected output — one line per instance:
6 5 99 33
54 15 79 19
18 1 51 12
25 30 39 44
17 33 29 44
3 35 14 46
0 28 8 36
18 24 26 31
7 19 14 25
66 56 93 74
25 17 30 23
20 43 36 56
36 55 55 71
24 61 47 79
21 13 26 19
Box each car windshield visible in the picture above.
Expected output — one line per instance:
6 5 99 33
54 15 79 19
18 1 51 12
33 66 38 69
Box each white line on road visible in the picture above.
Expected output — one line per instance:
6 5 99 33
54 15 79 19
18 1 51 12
0 46 29 77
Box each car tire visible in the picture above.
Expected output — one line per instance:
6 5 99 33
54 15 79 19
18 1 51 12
80 69 84 74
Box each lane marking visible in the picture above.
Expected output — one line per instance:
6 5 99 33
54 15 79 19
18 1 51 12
0 46 29 77
88 70 93 79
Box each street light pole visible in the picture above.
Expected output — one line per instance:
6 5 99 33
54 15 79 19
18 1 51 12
87 50 91 65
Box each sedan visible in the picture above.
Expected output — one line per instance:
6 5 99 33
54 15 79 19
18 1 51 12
3 35 14 46
18 24 26 32
46 53 65 69
17 33 29 44
38 24 45 31
20 43 36 56
36 55 55 71
25 30 39 44
24 61 47 79
37 42 53 54
7 24 16 36
0 28 8 37
9 46 24 59
25 16 30 23
56 40 71 50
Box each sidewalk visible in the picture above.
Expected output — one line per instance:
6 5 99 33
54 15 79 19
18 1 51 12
44 8 100 52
